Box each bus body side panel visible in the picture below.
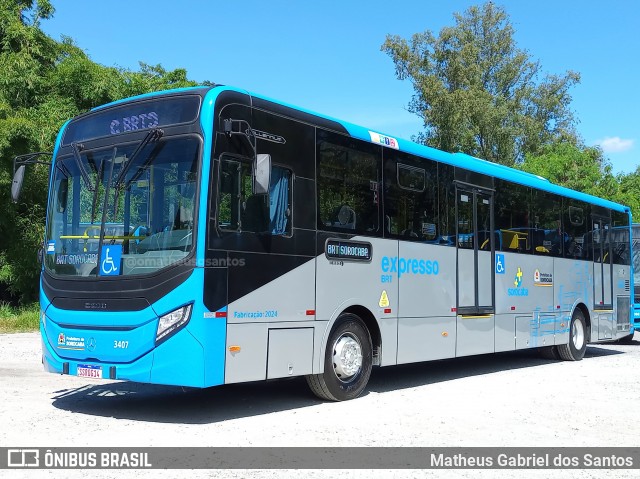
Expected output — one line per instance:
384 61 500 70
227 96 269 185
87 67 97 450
494 253 556 349
207 93 326 383
613 262 632 338
395 241 456 364
224 258 317 383
315 235 399 370
553 258 592 344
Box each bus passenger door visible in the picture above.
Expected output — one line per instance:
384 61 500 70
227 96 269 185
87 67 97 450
593 217 614 339
456 187 495 356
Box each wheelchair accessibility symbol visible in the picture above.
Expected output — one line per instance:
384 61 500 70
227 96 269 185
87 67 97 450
100 245 122 276
495 253 505 274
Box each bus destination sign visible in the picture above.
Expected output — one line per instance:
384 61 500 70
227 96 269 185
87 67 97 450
325 239 372 262
63 95 201 145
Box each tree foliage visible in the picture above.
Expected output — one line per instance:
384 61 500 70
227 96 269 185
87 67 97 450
382 2 580 165
521 142 640 220
616 168 640 220
520 142 616 198
0 0 200 302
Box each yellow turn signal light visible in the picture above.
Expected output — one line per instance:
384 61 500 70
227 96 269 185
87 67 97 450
229 346 241 353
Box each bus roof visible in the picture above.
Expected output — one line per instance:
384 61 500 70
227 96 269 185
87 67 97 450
85 85 630 214
247 88 628 214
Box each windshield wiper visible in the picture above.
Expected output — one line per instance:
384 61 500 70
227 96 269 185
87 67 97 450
111 128 163 219
71 142 93 190
113 128 164 188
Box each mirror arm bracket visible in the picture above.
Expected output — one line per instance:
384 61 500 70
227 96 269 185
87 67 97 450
223 118 257 159
12 152 53 174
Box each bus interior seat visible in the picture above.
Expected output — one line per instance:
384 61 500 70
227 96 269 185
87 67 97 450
334 205 356 229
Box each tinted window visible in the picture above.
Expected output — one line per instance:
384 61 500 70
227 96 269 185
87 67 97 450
494 180 531 254
218 158 292 235
563 199 588 260
611 210 630 265
384 152 437 241
438 163 456 246
317 131 380 235
531 191 563 257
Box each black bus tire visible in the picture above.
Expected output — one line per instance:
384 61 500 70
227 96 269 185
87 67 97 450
557 309 588 361
306 313 373 401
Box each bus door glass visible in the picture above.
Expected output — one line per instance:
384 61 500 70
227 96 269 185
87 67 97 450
593 216 613 310
456 187 494 314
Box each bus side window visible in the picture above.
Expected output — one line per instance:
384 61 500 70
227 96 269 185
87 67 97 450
437 163 456 246
384 154 437 241
563 201 587 259
494 180 531 254
611 210 630 265
218 159 242 230
317 131 380 235
532 191 563 257
218 158 291 235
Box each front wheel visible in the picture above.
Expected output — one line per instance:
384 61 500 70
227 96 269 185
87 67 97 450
306 314 373 401
557 309 587 361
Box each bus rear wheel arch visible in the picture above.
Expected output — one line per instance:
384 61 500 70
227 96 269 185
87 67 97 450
557 307 588 361
306 313 373 401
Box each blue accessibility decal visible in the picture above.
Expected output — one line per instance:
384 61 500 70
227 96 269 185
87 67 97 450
100 245 121 276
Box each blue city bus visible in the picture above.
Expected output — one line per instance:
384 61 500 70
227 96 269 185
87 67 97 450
11 85 634 400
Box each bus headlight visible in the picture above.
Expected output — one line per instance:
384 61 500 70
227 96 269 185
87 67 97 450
156 304 193 343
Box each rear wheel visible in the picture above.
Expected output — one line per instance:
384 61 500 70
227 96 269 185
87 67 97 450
557 309 587 361
306 313 373 401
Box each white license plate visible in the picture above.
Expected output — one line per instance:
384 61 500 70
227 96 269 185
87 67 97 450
77 364 103 379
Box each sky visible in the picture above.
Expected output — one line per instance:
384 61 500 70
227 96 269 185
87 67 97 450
39 0 639 174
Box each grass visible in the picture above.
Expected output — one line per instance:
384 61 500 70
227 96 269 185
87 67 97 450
0 302 40 333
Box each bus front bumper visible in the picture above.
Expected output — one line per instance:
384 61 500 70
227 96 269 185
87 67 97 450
40 319 209 387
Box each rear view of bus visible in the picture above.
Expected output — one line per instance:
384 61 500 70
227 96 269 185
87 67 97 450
37 89 220 386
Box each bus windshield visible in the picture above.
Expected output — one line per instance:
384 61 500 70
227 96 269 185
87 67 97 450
44 135 200 277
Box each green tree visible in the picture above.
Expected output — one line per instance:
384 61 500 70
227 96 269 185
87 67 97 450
615 168 640 220
0 0 201 302
520 141 618 199
382 2 580 165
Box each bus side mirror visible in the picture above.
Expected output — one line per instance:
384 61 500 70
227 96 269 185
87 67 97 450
11 165 25 203
253 153 271 195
